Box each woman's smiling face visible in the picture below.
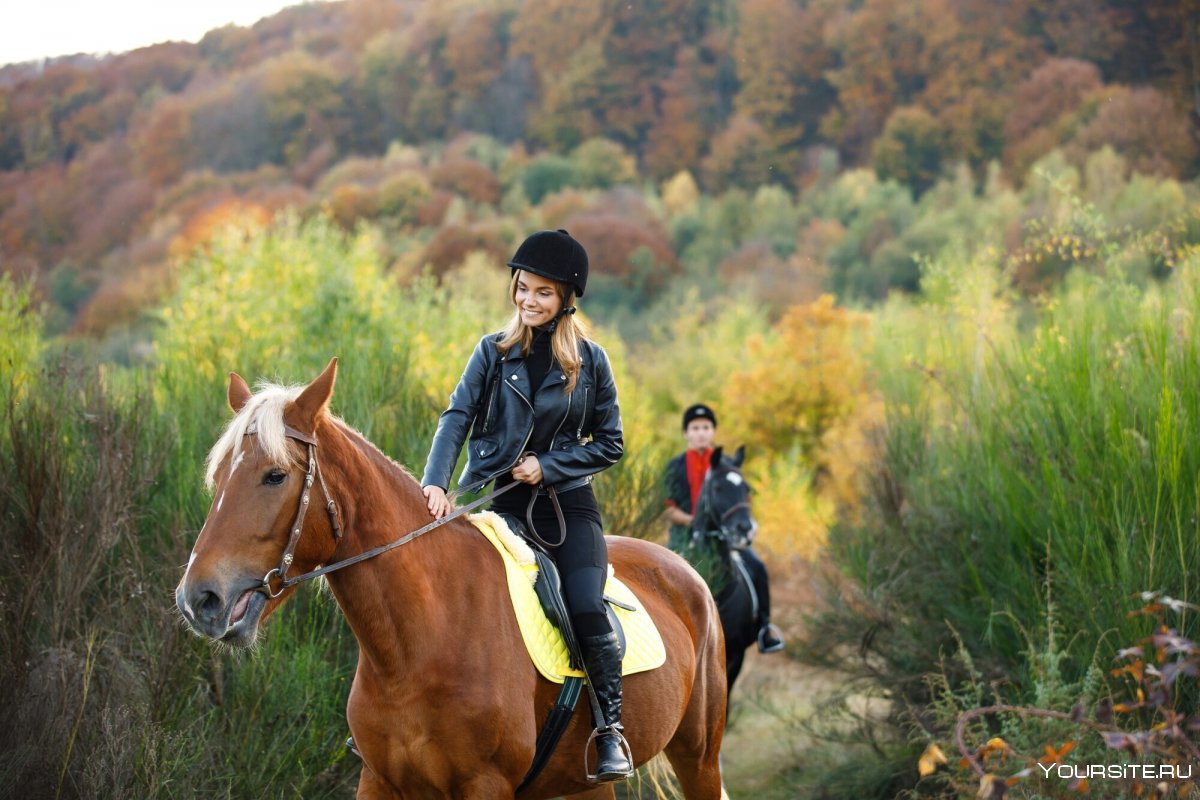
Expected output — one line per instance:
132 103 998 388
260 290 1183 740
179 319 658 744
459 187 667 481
513 270 564 328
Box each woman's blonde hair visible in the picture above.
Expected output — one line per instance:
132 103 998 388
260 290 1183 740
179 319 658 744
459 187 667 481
497 270 590 394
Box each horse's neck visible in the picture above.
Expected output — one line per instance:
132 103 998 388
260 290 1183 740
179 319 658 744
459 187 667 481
319 425 452 673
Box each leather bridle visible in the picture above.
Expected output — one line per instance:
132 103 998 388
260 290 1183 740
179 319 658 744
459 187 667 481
254 423 342 598
692 466 753 544
250 425 521 599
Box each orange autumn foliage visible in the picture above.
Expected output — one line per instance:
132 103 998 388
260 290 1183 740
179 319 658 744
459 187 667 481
722 296 880 517
169 199 271 258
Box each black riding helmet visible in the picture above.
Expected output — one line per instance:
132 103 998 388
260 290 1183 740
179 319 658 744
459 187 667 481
682 403 717 430
507 229 589 298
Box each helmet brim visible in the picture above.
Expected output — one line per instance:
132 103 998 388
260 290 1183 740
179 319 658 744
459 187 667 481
508 263 585 297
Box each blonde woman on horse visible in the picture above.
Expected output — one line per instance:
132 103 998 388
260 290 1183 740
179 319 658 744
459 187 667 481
421 229 633 782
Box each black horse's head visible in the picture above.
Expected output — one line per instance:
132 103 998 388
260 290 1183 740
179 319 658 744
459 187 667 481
691 445 757 548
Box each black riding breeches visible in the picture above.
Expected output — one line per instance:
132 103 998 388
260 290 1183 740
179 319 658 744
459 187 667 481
491 480 613 638
738 546 772 626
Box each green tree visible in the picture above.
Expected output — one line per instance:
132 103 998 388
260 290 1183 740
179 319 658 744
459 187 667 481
259 51 346 166
732 0 835 181
872 106 946 194
570 137 637 189
510 0 613 149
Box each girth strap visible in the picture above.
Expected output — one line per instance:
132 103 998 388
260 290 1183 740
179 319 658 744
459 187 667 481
515 677 584 795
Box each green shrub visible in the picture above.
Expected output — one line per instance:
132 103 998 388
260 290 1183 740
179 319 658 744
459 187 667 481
803 244 1200 796
520 154 582 204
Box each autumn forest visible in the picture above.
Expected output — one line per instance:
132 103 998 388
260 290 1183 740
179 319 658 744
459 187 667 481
0 0 1195 335
2 0 1200 798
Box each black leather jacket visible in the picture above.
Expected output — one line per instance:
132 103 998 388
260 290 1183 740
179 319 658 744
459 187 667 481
421 332 624 493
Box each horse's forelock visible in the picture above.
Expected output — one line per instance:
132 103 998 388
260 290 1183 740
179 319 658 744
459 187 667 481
204 383 304 490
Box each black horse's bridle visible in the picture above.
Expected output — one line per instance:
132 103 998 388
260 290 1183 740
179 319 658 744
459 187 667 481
692 466 753 545
249 425 536 598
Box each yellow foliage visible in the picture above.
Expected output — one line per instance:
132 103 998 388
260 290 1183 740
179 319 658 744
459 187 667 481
409 252 512 406
722 295 871 459
718 295 880 539
744 455 833 560
918 743 949 777
661 170 700 218
819 394 885 523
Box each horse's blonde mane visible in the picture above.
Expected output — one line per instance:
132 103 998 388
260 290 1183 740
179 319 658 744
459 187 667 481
204 382 304 490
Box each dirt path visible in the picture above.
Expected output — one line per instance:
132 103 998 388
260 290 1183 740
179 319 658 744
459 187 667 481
718 651 843 799
615 554 849 800
716 554 855 799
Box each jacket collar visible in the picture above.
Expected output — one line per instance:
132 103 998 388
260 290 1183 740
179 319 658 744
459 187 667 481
496 332 592 373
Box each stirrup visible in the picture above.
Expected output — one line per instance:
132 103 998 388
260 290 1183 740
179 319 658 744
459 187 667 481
584 726 634 783
757 623 785 654
345 736 361 759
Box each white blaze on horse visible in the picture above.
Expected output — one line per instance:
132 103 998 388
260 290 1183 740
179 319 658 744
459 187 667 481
176 359 729 799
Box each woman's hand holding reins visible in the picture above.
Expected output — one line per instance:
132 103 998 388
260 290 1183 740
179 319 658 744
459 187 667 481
423 485 451 519
511 454 543 485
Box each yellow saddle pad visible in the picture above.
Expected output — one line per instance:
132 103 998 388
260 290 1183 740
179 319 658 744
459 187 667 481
469 511 667 684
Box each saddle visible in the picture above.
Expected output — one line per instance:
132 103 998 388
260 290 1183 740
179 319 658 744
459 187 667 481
468 511 665 682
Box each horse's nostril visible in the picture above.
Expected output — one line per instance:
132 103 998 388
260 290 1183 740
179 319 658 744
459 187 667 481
194 587 224 623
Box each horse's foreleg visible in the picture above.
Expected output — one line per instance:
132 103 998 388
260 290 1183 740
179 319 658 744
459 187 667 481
356 764 400 799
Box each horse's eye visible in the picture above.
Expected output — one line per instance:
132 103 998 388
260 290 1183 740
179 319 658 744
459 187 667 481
263 469 287 486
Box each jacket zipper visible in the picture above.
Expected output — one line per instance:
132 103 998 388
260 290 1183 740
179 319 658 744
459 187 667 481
496 376 535 474
483 351 506 434
575 386 588 439
550 386 572 448
482 383 497 433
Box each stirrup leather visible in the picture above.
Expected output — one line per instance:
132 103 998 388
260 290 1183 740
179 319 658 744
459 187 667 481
584 726 634 783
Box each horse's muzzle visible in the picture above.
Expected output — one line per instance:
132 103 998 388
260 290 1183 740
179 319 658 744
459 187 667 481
176 578 266 646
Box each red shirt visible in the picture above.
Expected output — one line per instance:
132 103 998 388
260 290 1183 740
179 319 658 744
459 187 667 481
686 447 712 511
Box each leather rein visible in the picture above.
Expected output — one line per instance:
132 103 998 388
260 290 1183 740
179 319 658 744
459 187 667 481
251 426 559 598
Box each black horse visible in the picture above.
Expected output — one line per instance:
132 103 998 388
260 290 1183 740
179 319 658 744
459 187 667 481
687 446 775 696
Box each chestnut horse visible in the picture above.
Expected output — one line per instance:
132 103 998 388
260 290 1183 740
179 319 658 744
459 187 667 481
176 359 728 799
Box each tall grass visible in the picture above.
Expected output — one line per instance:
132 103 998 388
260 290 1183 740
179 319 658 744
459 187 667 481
801 232 1200 794
0 215 693 797
0 218 440 798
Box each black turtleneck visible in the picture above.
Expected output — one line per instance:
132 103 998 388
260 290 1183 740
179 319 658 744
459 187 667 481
525 327 553 397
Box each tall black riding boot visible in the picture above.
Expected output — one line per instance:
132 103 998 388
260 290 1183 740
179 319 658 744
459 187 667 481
580 632 634 783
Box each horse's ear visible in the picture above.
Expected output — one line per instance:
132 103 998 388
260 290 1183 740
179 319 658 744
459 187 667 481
288 357 338 433
733 445 745 467
228 372 252 414
710 446 724 469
